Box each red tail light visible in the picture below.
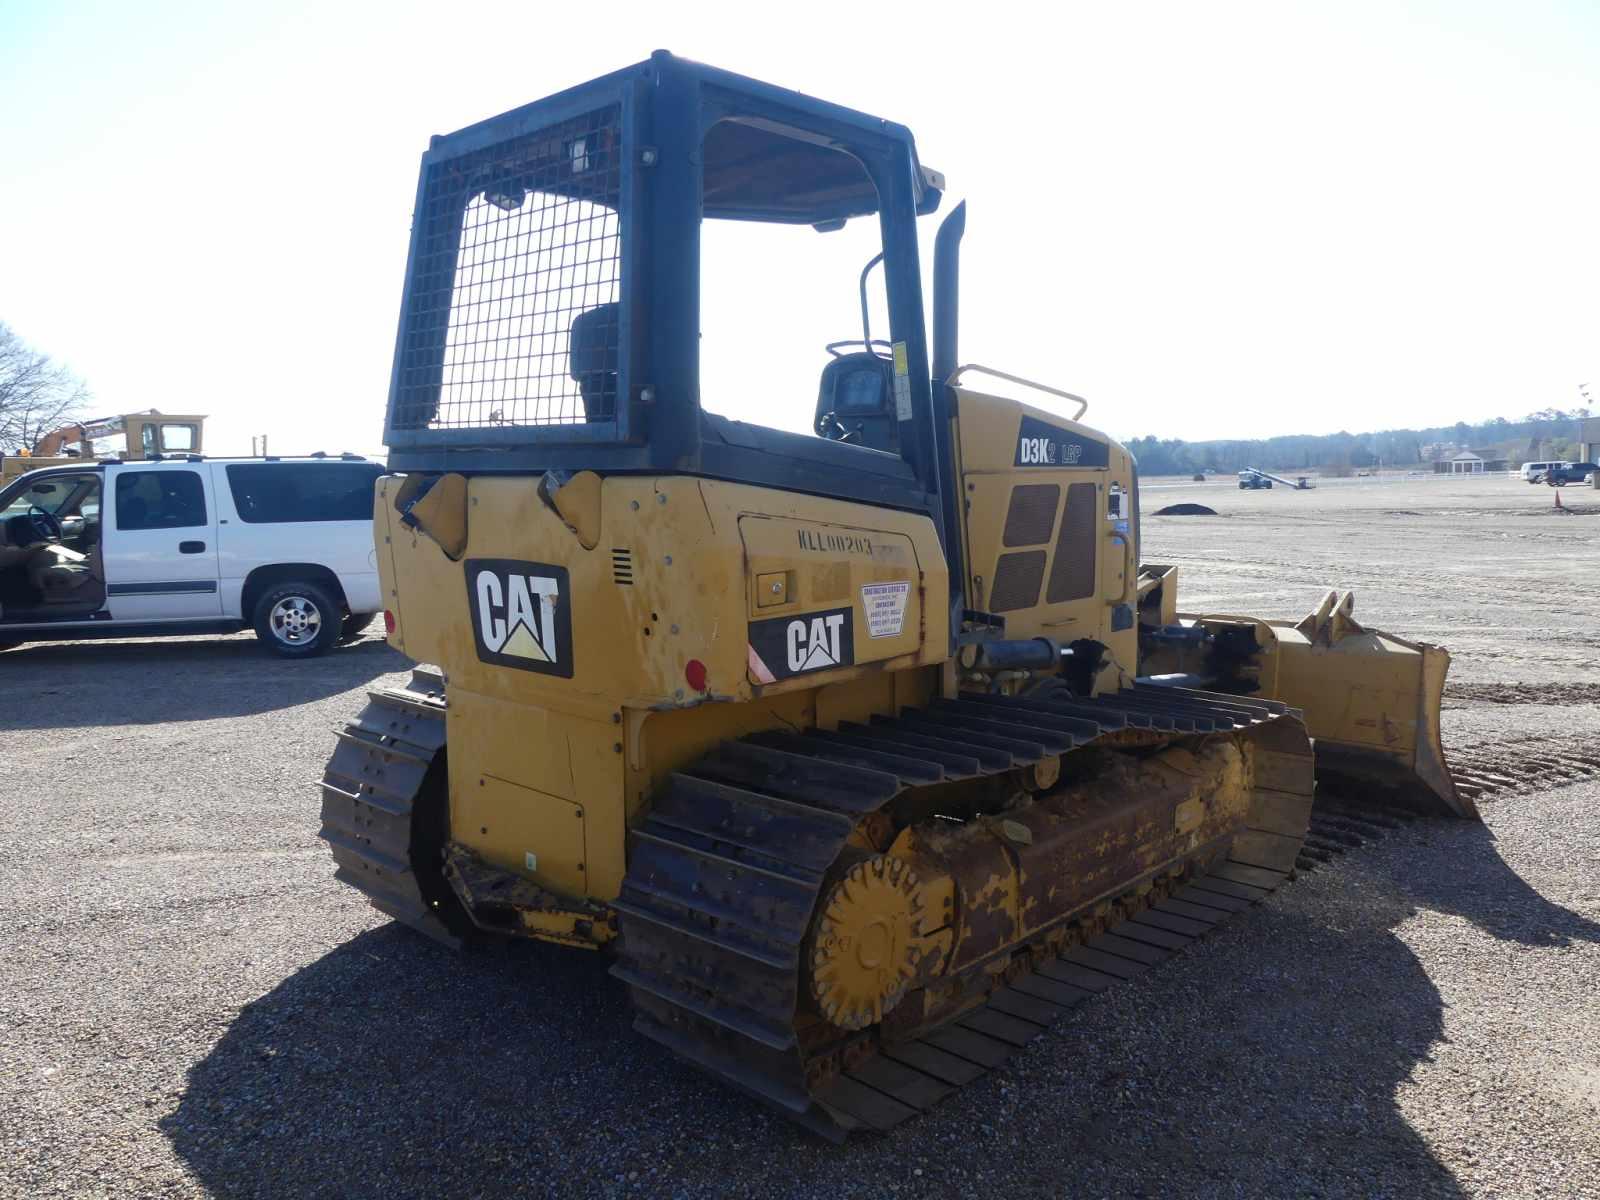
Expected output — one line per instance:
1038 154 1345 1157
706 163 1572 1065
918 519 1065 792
383 610 397 636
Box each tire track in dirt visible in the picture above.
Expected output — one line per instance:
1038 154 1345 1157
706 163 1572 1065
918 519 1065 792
1447 735 1600 804
1294 736 1600 874
1446 681 1600 706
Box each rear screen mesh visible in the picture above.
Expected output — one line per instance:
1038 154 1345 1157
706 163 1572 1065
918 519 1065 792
392 105 623 432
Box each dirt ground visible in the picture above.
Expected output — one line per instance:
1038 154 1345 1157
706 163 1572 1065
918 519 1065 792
2 471 1597 1199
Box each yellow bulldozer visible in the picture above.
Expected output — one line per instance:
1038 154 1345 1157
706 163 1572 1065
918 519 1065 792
321 53 1474 1139
0 410 206 485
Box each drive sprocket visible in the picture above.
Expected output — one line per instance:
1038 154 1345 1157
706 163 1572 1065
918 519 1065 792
808 855 934 1030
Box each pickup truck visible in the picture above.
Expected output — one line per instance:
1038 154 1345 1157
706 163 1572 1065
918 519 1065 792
0 456 383 657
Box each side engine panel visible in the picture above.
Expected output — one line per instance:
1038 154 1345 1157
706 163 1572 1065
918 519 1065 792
951 389 1139 671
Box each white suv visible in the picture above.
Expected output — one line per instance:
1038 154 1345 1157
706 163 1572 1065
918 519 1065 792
0 456 384 657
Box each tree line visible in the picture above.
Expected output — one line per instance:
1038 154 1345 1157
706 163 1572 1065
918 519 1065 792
1123 411 1593 477
2 320 1591 475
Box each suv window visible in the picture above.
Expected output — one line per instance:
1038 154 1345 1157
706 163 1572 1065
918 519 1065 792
116 470 207 530
2 473 97 519
225 463 382 524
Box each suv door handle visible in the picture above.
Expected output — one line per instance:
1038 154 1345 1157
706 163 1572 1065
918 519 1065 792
179 540 206 554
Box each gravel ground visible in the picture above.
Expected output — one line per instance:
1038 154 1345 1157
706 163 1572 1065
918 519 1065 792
3 473 1598 1199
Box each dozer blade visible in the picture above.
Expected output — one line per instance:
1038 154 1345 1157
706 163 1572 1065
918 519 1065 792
1178 590 1475 820
1273 592 1471 819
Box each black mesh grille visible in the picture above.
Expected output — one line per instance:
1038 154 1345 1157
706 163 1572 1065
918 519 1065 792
1001 483 1060 547
1046 482 1097 603
989 551 1047 612
392 106 623 432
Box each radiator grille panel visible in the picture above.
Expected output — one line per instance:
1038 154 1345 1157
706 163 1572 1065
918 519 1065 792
392 105 623 433
1046 482 1097 604
989 550 1047 613
1001 483 1061 547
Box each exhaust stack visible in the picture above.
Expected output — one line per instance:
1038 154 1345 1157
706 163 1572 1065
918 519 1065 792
932 200 967 385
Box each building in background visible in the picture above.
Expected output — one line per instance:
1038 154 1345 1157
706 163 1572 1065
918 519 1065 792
1577 417 1600 488
1580 417 1600 465
1433 448 1507 474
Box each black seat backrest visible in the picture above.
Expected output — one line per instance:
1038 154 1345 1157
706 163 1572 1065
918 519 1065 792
814 352 897 454
569 303 620 421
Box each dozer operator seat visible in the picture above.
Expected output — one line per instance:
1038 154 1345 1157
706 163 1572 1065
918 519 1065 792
814 351 897 453
28 543 94 599
569 303 619 422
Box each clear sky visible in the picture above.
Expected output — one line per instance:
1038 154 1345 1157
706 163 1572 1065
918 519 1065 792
2 1 1596 458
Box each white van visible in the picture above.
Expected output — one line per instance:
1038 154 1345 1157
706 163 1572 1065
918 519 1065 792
1522 461 1567 483
0 456 384 657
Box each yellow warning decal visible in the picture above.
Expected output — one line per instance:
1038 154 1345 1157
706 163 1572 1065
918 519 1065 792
892 341 913 421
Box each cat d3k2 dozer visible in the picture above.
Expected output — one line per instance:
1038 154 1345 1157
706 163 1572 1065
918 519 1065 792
321 52 1477 1139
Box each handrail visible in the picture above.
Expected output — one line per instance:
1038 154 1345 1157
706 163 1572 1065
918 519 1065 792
947 364 1089 420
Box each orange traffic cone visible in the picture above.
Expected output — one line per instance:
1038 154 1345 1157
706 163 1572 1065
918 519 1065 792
1554 489 1564 511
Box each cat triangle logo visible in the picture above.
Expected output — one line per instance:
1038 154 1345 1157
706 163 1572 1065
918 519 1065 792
799 638 837 671
467 559 573 677
501 618 553 663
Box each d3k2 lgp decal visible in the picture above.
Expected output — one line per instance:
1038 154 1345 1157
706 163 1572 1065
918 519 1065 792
1014 414 1111 469
465 558 573 677
747 606 855 684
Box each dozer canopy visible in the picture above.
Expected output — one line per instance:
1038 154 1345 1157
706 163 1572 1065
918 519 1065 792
383 50 946 486
382 50 979 653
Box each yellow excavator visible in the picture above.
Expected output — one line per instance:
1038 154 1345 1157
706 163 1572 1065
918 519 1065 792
0 410 206 485
320 53 1473 1139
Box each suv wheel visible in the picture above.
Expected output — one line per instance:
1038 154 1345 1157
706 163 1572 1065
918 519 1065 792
254 581 341 658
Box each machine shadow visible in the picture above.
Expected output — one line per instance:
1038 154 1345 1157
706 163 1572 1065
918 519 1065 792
1397 815 1600 948
166 813 1592 1200
0 636 406 729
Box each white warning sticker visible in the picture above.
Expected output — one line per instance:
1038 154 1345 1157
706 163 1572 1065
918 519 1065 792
861 581 911 639
894 374 913 422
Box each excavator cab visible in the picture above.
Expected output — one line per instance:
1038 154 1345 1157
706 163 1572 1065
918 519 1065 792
1 411 206 486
